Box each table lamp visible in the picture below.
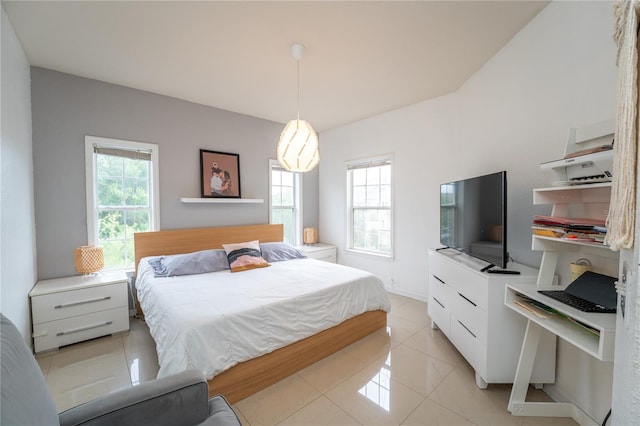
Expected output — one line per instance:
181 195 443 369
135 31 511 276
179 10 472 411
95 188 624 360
74 246 104 274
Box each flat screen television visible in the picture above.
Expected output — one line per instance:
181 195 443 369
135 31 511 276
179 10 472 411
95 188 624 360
439 171 508 269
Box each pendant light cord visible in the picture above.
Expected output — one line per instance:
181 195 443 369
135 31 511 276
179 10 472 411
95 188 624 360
296 59 300 122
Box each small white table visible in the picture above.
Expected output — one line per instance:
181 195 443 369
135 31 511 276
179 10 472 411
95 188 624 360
30 271 130 353
296 243 337 263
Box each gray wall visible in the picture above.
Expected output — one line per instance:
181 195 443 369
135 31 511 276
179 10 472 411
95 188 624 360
1 6 37 344
31 67 318 280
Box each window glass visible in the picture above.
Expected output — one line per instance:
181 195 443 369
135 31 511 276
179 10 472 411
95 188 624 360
347 159 392 256
269 160 302 245
86 136 159 270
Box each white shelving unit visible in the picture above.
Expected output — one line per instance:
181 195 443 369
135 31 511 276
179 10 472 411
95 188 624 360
180 197 264 204
533 183 615 288
506 182 617 425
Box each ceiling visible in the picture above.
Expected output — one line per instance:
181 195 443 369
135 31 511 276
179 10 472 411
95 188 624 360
3 1 549 132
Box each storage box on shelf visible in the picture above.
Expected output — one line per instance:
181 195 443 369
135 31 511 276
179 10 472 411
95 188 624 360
428 249 555 389
30 271 129 353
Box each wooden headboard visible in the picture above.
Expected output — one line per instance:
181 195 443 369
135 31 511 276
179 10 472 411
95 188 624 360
133 224 284 274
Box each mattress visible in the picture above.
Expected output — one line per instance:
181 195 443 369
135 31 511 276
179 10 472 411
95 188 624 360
136 257 391 380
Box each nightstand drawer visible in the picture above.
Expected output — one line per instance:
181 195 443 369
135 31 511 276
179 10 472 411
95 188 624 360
32 307 129 353
32 282 127 324
310 251 337 263
296 244 337 263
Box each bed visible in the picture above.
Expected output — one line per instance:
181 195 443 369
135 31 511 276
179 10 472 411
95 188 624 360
133 224 390 403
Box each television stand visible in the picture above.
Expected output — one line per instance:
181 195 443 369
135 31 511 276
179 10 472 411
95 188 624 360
428 249 555 388
486 268 521 275
480 263 495 273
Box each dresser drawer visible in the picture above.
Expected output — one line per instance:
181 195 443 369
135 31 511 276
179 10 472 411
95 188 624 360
450 314 486 375
452 293 487 344
430 252 487 310
32 282 127 324
32 307 129 353
429 295 450 335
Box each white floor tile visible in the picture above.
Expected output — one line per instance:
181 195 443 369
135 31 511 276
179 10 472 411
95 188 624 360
40 296 577 425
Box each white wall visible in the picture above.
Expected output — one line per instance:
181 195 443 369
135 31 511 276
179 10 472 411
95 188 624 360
0 5 36 345
320 0 616 421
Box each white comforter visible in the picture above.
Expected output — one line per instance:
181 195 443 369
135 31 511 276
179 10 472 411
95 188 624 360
136 257 391 380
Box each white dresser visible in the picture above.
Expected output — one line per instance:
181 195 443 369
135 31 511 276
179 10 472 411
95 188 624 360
30 271 129 353
429 249 556 388
296 243 337 263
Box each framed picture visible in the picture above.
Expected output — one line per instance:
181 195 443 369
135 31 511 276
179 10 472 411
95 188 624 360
200 149 241 198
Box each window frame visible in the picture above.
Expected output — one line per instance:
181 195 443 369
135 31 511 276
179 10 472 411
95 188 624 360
268 159 303 246
84 135 160 270
346 155 394 258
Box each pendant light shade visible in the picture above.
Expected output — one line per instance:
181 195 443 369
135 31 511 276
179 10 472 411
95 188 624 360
277 119 319 172
277 43 319 172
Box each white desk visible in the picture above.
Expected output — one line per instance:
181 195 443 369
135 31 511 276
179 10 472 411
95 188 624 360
504 282 616 425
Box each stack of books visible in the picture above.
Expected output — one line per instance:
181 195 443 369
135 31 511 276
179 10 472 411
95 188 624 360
532 215 607 243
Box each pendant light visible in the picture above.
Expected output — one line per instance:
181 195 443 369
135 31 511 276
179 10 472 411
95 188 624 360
277 43 319 172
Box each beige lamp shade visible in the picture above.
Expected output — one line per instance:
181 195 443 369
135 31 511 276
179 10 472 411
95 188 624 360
277 119 320 172
303 227 318 244
74 246 104 274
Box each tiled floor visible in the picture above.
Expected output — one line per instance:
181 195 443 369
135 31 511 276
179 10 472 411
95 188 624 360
36 293 577 425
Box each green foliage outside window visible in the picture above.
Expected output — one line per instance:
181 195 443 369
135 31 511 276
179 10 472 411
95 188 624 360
96 154 151 268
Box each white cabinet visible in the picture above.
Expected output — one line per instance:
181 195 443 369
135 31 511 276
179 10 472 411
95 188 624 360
30 271 129 353
428 249 556 388
296 243 337 263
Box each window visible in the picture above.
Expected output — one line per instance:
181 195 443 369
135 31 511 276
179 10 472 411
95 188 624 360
85 136 160 270
269 159 302 245
440 183 456 247
347 157 392 256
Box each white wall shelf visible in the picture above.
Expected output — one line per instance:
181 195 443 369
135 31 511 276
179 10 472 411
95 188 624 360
179 197 264 204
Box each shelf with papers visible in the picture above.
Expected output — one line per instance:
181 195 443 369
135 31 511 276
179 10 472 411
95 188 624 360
532 234 615 253
505 282 616 361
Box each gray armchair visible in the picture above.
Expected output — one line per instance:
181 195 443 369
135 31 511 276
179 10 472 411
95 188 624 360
0 314 241 426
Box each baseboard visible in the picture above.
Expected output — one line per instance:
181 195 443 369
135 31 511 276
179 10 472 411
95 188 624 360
385 287 428 302
543 385 599 425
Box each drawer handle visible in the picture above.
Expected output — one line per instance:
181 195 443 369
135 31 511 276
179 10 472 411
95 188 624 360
457 320 477 338
54 296 111 309
433 275 445 284
458 293 477 307
432 297 445 309
56 321 113 336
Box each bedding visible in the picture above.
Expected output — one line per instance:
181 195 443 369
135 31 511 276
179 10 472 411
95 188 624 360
259 242 306 262
222 240 270 272
136 256 391 380
149 249 229 277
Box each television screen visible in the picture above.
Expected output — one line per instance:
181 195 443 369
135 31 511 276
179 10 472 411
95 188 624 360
440 171 507 268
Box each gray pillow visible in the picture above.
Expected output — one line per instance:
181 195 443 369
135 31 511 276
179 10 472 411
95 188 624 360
149 249 229 277
259 242 306 262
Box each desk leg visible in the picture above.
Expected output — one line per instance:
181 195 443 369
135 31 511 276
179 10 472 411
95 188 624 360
508 320 597 425
508 319 542 413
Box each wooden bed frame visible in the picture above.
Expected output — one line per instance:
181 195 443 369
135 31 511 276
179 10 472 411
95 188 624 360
133 224 387 403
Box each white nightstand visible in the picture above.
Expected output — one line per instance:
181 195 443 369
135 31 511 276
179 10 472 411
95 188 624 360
29 271 130 353
296 243 337 263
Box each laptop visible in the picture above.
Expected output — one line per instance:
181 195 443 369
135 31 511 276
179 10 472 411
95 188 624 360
538 271 618 313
